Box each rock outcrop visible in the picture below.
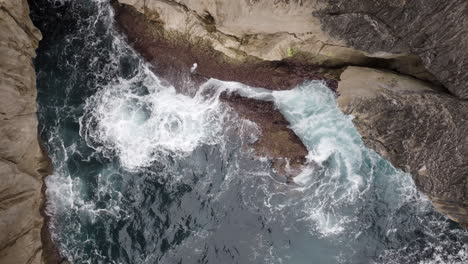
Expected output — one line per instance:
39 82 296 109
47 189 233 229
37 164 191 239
220 93 308 179
113 2 309 177
337 66 468 227
315 0 468 98
0 0 53 263
116 0 434 82
118 0 364 64
113 1 338 91
314 0 468 226
114 0 468 227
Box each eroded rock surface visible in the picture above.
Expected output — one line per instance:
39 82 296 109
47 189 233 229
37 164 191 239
337 67 468 227
220 93 308 179
116 0 436 83
315 0 468 98
0 0 53 263
118 0 367 64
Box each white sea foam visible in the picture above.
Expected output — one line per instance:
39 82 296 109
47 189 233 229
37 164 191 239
42 0 468 262
245 81 365 236
80 72 227 170
50 69 468 263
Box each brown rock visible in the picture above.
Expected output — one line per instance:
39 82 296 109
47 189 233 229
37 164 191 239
112 2 311 177
315 0 468 98
116 0 436 84
0 0 55 263
220 93 308 179
117 0 370 64
113 1 337 91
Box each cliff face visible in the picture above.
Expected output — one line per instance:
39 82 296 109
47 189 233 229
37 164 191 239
115 0 468 227
0 0 52 263
315 0 468 99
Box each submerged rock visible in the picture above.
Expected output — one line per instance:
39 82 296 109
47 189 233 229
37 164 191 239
337 66 468 227
220 93 308 179
0 0 55 263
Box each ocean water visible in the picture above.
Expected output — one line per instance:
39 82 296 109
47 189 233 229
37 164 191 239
31 0 468 263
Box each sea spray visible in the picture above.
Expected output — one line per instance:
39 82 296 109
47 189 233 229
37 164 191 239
80 72 227 170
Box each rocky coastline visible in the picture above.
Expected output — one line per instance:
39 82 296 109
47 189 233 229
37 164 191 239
113 2 317 178
113 0 468 227
1 1 467 263
337 66 468 227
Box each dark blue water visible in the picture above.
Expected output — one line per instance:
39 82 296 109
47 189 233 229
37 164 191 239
31 0 468 263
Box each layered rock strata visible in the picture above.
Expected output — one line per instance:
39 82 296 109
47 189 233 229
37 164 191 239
0 0 55 263
113 1 339 91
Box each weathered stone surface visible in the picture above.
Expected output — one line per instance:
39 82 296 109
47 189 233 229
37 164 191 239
315 0 468 98
0 159 43 264
0 0 53 263
117 0 371 64
116 0 436 83
220 93 308 179
113 2 339 91
337 66 468 227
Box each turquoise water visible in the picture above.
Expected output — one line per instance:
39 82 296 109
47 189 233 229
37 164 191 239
31 0 468 263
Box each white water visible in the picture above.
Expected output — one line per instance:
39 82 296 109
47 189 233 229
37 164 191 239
81 69 465 244
37 0 468 263
48 68 468 262
80 70 226 170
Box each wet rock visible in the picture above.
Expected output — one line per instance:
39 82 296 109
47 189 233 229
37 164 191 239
117 0 370 65
337 66 468 227
113 2 338 91
113 2 310 177
315 0 468 98
220 93 308 179
114 0 468 227
115 0 435 83
0 0 54 263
